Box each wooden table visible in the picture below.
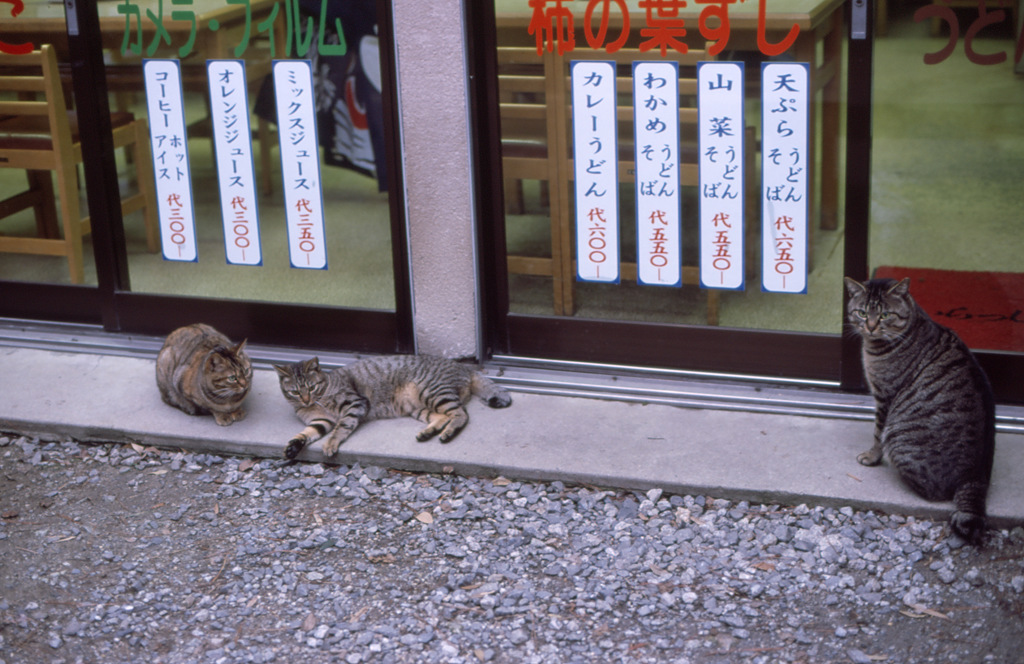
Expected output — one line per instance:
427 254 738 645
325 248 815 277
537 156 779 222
0 0 284 60
496 0 845 231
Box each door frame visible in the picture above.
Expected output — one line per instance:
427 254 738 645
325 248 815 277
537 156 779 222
0 0 414 356
467 0 1024 403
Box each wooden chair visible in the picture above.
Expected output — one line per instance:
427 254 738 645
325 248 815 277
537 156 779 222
498 46 572 313
0 45 158 284
499 45 757 322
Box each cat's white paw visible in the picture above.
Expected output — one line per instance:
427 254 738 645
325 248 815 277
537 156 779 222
857 449 882 466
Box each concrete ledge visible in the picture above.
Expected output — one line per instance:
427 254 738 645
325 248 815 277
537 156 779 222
2 346 1022 529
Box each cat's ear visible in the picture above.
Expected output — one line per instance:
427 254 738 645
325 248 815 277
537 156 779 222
234 339 248 356
207 348 229 369
843 277 865 297
300 357 320 372
273 364 290 378
888 278 911 297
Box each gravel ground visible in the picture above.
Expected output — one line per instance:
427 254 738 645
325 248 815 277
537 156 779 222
1 433 1023 664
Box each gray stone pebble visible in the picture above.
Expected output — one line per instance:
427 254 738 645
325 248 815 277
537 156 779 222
1 433 1022 663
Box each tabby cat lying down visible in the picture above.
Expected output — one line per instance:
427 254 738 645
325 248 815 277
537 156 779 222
275 354 512 459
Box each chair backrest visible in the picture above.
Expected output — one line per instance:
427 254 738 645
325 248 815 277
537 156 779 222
496 45 708 184
0 45 76 168
497 46 561 171
561 46 707 186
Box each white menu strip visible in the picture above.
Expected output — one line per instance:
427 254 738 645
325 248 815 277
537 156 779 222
571 60 620 283
634 60 681 287
208 60 263 266
697 61 745 291
273 60 328 270
761 62 810 294
143 59 198 262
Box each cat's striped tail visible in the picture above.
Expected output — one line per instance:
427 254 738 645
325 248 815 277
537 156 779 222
951 480 989 543
284 418 333 459
471 374 512 409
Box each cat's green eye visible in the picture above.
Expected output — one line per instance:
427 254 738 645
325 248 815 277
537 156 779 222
854 309 867 319
879 312 891 320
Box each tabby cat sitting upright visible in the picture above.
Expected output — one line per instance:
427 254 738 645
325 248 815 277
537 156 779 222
155 323 252 426
275 354 512 459
844 277 995 542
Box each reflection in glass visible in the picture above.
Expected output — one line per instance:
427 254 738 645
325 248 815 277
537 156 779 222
869 8 1024 352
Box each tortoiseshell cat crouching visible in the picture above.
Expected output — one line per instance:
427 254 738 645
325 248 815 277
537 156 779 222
156 324 252 426
275 355 512 459
845 277 995 543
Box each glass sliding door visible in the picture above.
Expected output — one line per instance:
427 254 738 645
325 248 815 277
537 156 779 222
472 0 1023 400
864 0 1024 401
474 0 850 382
869 1 1023 352
113 1 397 311
0 5 112 325
0 0 413 355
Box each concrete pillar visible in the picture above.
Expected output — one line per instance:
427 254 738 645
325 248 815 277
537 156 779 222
392 0 480 359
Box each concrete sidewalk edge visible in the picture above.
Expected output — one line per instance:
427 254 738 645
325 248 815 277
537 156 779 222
1 347 1022 532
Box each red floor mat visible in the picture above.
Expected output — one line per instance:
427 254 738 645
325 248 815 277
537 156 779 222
873 267 1024 352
